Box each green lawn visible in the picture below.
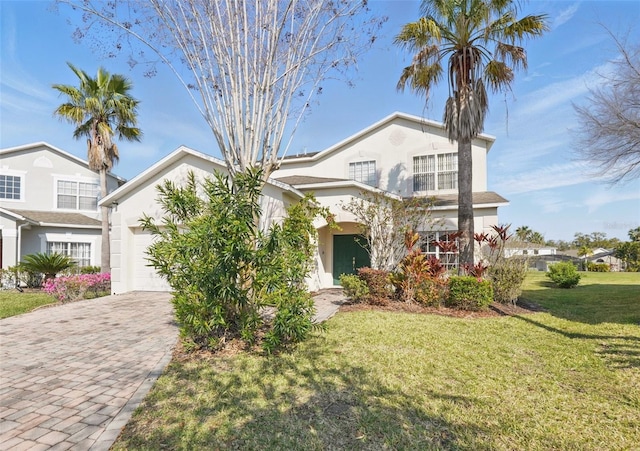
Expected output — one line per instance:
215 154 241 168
114 272 640 450
0 290 57 319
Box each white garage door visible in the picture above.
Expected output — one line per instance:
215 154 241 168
132 230 172 291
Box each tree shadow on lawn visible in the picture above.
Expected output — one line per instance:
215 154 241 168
520 278 640 326
116 343 498 450
512 314 640 369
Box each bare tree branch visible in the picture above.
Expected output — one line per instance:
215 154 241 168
59 0 386 180
573 27 640 184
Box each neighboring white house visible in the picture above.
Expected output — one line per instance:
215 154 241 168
0 142 124 270
100 146 305 294
272 112 508 289
503 242 557 258
561 247 624 271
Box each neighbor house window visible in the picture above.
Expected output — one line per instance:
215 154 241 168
0 175 22 200
47 242 91 267
420 231 459 270
349 160 377 186
413 152 458 192
56 180 99 210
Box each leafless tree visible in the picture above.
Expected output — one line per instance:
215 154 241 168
573 29 640 183
59 0 385 180
342 192 437 271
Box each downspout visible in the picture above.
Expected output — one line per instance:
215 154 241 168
16 221 28 265
15 221 28 290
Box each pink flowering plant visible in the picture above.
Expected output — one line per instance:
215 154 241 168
43 273 111 303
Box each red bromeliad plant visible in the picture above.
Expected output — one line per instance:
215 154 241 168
390 231 452 305
462 261 489 280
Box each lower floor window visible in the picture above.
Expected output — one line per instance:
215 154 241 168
420 231 459 270
47 242 91 267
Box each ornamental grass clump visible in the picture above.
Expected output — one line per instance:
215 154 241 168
43 273 111 303
476 225 528 304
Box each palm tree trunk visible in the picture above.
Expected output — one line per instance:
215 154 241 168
99 168 110 272
458 136 474 270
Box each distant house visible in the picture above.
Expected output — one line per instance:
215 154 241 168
0 142 124 270
559 248 623 271
503 241 557 258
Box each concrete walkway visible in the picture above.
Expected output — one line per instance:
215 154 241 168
0 289 345 450
0 292 176 450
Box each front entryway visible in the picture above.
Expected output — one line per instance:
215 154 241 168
332 234 371 285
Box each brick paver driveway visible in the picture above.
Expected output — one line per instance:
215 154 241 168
0 291 176 450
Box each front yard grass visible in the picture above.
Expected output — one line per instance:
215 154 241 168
0 290 56 319
113 272 640 450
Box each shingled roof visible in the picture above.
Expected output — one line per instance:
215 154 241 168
431 192 509 207
2 209 101 227
275 175 349 186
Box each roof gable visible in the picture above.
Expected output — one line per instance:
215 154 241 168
280 111 496 164
0 142 126 182
100 146 304 206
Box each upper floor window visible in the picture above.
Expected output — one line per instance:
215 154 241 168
0 175 22 200
413 152 458 192
57 180 99 210
349 160 377 186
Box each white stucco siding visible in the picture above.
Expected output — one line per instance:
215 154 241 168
108 152 295 294
0 144 120 219
275 115 490 196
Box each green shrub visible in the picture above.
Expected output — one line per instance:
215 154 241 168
0 265 43 289
446 276 493 311
340 274 369 303
142 169 322 353
357 267 391 305
20 252 76 282
415 278 446 307
80 265 102 274
263 288 316 354
547 261 582 288
489 259 528 304
586 262 610 272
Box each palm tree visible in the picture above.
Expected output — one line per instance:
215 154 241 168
395 0 547 268
515 225 532 242
53 63 142 271
21 253 76 282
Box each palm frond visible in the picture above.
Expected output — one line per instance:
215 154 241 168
484 59 515 92
53 63 141 172
503 14 549 40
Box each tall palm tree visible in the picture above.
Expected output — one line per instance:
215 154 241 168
515 225 532 242
395 0 547 268
53 63 141 271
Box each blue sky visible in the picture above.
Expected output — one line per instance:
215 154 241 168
1 0 639 242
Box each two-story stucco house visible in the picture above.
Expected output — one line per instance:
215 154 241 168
271 112 508 289
100 147 304 293
101 112 508 293
0 142 124 270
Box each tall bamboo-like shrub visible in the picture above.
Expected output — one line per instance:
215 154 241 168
141 169 324 352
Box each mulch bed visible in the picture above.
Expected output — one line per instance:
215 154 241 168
339 298 544 318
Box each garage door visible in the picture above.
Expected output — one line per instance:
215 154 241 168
132 230 172 291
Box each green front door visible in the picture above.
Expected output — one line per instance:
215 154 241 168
333 234 371 285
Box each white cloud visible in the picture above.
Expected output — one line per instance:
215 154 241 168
493 161 608 195
552 3 580 29
582 189 640 214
